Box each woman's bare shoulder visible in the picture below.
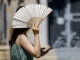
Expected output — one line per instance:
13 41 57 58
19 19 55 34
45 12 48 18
20 34 28 40
19 34 30 44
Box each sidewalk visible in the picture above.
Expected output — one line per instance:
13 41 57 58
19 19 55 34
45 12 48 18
0 45 10 60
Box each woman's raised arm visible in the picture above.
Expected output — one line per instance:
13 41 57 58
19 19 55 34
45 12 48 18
20 33 41 58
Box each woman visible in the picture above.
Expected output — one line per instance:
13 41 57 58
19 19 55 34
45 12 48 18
9 6 51 60
9 6 41 60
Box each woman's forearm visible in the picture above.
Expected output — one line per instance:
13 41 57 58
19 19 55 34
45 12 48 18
32 20 41 58
33 31 41 58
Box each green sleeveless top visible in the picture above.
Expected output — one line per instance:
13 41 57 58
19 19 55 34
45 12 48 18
10 42 33 60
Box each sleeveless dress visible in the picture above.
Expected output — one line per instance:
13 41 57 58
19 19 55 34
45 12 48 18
10 42 33 60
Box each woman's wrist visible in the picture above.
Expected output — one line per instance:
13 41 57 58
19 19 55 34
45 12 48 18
34 33 39 40
32 30 39 35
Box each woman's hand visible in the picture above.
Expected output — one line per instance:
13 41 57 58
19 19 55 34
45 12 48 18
41 46 52 56
32 21 40 30
32 21 40 35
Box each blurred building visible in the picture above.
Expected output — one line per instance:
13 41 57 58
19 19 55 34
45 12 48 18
48 0 80 48
48 0 80 59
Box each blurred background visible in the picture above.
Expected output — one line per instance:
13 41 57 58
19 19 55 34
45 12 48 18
0 0 80 60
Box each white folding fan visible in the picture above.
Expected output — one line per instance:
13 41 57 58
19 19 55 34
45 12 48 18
12 4 53 28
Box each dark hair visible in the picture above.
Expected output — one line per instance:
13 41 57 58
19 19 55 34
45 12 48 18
9 28 29 46
16 6 24 12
